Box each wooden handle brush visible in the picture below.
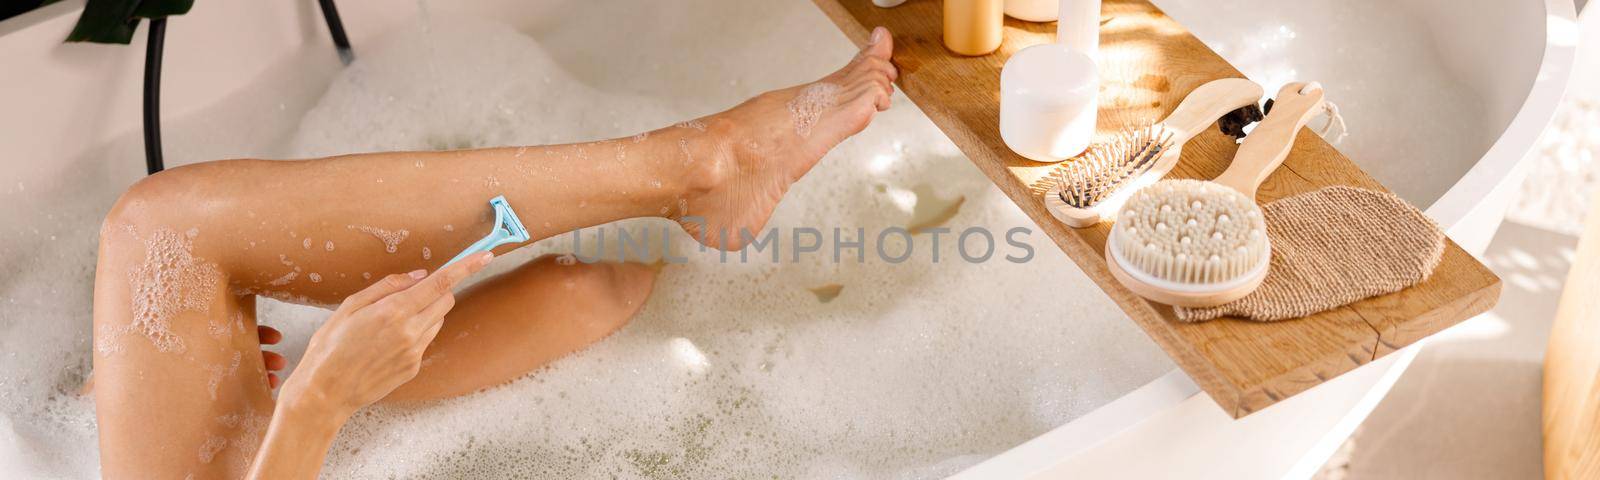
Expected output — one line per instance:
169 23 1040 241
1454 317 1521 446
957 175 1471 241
1104 82 1326 308
1045 78 1263 228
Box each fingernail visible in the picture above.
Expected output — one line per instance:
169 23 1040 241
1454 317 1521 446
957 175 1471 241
870 27 886 45
480 251 495 265
408 269 427 279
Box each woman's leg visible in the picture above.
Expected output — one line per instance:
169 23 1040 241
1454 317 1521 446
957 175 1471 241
92 33 896 478
105 36 891 308
91 226 274 478
383 255 658 403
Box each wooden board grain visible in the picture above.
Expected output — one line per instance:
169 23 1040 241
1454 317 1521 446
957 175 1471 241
811 0 1502 417
1542 189 1600 480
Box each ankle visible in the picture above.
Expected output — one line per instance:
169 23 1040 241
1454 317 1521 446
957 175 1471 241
674 116 741 202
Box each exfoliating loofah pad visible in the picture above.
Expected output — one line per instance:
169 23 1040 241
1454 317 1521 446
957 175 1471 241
1175 186 1445 322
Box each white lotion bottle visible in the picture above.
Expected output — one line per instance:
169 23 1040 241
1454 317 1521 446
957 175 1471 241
1004 0 1057 22
999 0 1102 162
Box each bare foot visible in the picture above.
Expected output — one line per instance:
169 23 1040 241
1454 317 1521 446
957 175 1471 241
676 27 897 250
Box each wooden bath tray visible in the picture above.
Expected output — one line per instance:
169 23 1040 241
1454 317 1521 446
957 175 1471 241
811 0 1501 417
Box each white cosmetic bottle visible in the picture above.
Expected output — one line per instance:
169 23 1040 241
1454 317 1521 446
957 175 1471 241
999 0 1102 162
1004 0 1057 22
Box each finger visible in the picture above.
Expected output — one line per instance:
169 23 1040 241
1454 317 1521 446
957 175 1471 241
267 372 280 389
262 350 288 371
408 290 457 338
256 326 282 346
381 251 493 315
342 270 427 311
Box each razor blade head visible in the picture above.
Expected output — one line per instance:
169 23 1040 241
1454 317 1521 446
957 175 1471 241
489 195 531 243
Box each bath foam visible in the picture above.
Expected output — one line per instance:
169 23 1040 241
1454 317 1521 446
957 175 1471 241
0 179 102 477
288 18 672 158
208 309 243 339
214 405 269 477
198 434 227 464
98 227 222 355
207 316 229 337
203 351 243 400
260 16 1171 480
787 82 841 137
0 9 1169 479
249 289 338 310
266 254 301 286
611 141 628 162
347 225 410 254
677 138 694 164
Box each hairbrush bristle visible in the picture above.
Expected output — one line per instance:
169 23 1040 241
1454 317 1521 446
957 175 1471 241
1111 179 1268 285
1049 124 1177 208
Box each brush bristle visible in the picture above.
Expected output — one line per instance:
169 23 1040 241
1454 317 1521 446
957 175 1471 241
1049 124 1177 208
1111 179 1268 285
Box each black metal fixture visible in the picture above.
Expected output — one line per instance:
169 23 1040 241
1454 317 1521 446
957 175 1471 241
316 0 355 66
141 18 167 174
131 1 356 176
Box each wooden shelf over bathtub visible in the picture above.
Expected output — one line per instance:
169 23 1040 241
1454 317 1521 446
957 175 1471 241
810 0 1501 417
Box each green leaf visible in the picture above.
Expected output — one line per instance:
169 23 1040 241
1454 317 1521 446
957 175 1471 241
64 0 195 44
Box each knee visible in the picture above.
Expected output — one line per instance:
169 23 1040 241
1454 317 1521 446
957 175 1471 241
98 163 234 254
529 256 658 332
102 166 199 241
98 176 167 259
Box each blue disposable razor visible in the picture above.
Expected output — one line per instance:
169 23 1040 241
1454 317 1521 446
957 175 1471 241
443 195 530 267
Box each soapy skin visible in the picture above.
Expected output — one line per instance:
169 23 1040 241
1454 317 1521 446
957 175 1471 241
89 28 896 479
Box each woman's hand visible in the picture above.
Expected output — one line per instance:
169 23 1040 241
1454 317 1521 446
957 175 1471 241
280 251 495 418
248 251 494 480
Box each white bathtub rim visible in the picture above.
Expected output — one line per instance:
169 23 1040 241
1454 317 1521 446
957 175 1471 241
950 368 1201 479
1424 0 1577 232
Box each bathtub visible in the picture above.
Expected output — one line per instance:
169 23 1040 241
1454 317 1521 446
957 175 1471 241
0 0 1574 478
957 0 1577 478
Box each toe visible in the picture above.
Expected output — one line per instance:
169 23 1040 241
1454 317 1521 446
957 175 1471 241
849 81 891 113
862 26 893 61
852 56 897 85
857 68 894 109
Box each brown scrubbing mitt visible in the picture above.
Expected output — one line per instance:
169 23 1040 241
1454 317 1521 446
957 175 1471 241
1176 186 1446 322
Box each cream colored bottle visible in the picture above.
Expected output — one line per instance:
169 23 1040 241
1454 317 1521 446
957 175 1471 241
943 0 1003 56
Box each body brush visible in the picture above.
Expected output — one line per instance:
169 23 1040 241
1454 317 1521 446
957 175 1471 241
1105 82 1326 308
